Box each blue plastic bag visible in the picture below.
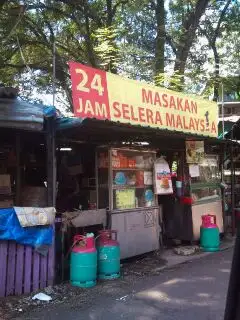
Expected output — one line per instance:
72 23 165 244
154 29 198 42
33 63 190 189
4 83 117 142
0 208 54 248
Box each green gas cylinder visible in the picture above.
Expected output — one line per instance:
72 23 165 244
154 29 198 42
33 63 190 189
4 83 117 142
200 214 220 252
97 230 120 280
70 233 97 288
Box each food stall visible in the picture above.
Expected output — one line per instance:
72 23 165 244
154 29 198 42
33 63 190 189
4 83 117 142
62 60 222 262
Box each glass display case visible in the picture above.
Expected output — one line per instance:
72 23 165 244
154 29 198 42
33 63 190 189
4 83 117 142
96 147 160 259
190 154 221 204
191 155 220 184
97 147 157 211
191 186 221 203
189 154 224 240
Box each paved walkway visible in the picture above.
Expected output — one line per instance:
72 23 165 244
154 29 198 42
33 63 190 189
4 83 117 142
14 248 233 320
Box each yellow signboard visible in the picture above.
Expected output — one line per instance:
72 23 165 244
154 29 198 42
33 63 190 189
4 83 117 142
69 62 218 137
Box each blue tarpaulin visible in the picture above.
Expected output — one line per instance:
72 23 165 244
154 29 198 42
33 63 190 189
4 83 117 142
56 116 84 130
0 208 54 249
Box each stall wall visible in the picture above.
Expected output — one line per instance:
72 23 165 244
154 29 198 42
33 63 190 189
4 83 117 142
192 200 223 240
0 241 54 297
111 207 160 259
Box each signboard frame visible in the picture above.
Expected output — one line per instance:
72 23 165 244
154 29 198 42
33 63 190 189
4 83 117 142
69 61 218 138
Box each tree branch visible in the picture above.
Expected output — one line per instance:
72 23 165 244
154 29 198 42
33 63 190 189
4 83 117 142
59 0 103 25
174 0 210 74
165 33 177 55
112 0 130 17
213 0 232 42
149 0 156 10
1 62 49 71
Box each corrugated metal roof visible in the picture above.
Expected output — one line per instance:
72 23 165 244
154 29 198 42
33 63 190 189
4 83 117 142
0 98 56 131
57 117 227 145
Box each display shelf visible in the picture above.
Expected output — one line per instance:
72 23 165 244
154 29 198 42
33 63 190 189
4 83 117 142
113 185 149 190
225 192 239 195
96 147 156 210
192 196 221 205
190 154 222 205
191 182 220 189
112 168 152 171
225 183 240 188
190 154 220 184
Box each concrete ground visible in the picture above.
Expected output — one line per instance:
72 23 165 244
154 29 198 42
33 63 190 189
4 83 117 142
13 248 233 320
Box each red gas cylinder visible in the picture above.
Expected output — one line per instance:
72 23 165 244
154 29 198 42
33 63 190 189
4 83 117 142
98 230 119 246
72 234 96 253
97 230 120 280
201 214 218 228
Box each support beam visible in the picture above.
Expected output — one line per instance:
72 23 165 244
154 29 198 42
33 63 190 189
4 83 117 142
15 133 21 206
46 117 56 207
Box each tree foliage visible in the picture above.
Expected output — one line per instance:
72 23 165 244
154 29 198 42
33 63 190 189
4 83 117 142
0 0 239 111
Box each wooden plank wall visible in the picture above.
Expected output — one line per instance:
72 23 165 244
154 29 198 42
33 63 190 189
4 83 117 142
0 241 54 297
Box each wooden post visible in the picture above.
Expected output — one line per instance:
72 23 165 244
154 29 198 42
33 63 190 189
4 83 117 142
46 117 56 207
15 133 21 206
46 116 56 286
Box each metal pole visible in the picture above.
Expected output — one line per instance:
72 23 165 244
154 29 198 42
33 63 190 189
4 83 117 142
52 41 56 108
95 149 99 210
15 133 21 206
46 117 56 207
220 144 227 233
221 83 225 139
231 126 236 236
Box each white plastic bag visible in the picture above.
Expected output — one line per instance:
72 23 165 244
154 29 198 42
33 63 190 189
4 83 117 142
32 292 52 301
14 207 56 227
154 157 173 195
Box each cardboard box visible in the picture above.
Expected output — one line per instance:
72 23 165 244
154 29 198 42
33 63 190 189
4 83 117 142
0 175 11 194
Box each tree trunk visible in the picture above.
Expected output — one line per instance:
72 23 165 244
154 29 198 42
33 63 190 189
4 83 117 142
213 45 220 101
209 0 232 101
105 0 117 74
84 13 97 67
106 0 113 27
155 0 165 78
173 0 210 82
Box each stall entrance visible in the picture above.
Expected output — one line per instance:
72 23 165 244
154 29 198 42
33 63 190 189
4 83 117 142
55 142 106 282
0 128 54 297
